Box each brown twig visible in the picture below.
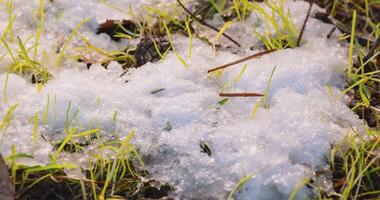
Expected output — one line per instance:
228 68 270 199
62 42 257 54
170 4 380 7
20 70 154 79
296 0 314 46
176 0 241 47
219 92 264 97
326 27 336 39
207 49 277 73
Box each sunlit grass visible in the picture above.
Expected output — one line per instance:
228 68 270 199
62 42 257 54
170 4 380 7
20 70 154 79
0 0 378 199
251 66 276 118
250 0 298 49
3 100 147 199
228 174 254 200
291 0 380 198
56 17 92 66
0 103 17 147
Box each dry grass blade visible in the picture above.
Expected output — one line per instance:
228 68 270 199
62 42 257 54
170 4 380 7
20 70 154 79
176 0 241 47
361 36 380 71
207 49 276 73
219 92 264 97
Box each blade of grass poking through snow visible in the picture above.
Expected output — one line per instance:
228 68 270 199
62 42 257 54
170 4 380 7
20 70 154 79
227 174 254 200
34 0 45 58
289 177 311 200
218 98 229 106
251 66 276 118
33 113 38 144
80 176 88 200
56 16 92 66
1 37 16 62
3 0 15 42
350 146 380 195
251 97 264 118
88 159 97 200
232 0 241 21
99 131 135 199
212 21 233 51
10 145 17 183
3 67 10 103
348 10 357 78
16 36 40 67
162 21 189 68
53 94 57 127
76 32 128 65
209 0 225 14
330 0 338 16
342 77 369 98
264 66 276 110
325 84 334 97
249 0 298 49
25 163 77 173
64 101 80 134
112 111 118 121
234 65 247 86
73 128 99 138
98 0 127 15
151 88 165 94
0 104 17 131
76 32 113 57
54 128 77 159
25 173 53 190
65 101 72 133
0 104 17 147
355 52 380 74
132 148 146 175
185 16 193 58
43 94 50 125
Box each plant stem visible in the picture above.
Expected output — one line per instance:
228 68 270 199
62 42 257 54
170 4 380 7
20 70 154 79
208 49 276 73
219 92 264 97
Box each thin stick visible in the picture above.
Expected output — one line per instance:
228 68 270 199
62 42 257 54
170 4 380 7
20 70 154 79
219 92 264 97
296 0 314 47
208 49 276 73
327 27 336 39
176 0 241 47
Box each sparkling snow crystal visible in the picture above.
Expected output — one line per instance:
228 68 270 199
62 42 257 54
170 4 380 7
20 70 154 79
0 0 363 199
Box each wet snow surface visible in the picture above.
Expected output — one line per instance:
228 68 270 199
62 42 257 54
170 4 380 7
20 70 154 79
0 0 363 199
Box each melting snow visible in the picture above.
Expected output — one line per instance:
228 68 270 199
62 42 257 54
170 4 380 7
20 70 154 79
0 0 363 199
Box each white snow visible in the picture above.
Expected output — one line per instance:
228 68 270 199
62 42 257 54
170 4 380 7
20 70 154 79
0 0 363 199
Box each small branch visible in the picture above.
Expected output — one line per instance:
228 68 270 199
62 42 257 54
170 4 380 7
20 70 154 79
176 0 241 47
326 27 336 39
207 49 276 73
296 0 314 47
219 92 264 97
